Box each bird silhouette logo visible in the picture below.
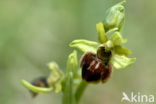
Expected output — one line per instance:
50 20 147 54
121 92 130 102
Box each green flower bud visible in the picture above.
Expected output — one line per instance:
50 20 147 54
103 0 126 32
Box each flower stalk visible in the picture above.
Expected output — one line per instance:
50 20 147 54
75 80 88 104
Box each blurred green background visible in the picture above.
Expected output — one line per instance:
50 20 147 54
0 0 156 104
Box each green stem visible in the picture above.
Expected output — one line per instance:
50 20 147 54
75 80 88 104
62 72 74 104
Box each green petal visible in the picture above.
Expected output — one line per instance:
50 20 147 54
21 80 53 93
114 46 131 56
96 22 108 43
110 32 127 46
73 69 82 85
111 54 136 70
70 39 99 53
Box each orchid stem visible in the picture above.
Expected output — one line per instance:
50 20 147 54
75 80 88 104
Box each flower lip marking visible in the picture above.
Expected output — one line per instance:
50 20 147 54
87 60 96 71
95 61 100 70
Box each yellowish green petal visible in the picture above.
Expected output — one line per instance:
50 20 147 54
111 54 136 70
96 22 108 43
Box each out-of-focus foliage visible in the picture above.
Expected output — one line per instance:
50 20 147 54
0 0 156 104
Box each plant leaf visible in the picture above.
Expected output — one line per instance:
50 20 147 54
70 39 99 53
62 50 78 104
62 72 74 104
21 80 53 93
110 32 127 46
96 22 108 43
114 46 131 56
66 50 78 75
111 54 136 70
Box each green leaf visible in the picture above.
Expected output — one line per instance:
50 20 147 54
70 39 99 53
111 54 136 70
73 69 82 85
21 80 53 93
114 46 131 56
96 22 108 43
110 32 127 46
66 50 78 75
103 0 126 32
62 50 78 104
66 51 81 86
62 72 74 104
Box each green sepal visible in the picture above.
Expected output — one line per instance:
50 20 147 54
70 39 99 53
48 62 63 93
114 46 131 56
96 22 108 43
110 32 127 46
111 54 136 70
54 80 62 93
21 80 53 93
